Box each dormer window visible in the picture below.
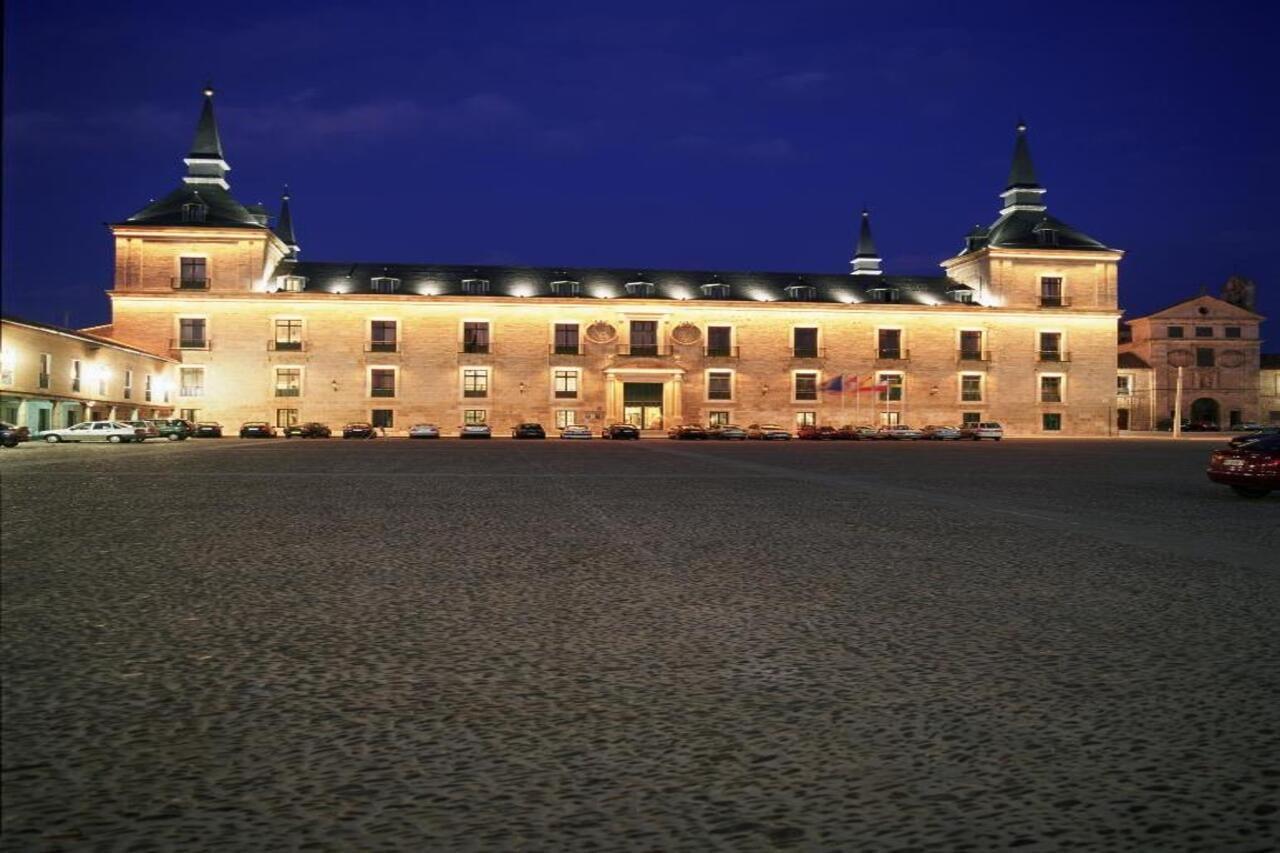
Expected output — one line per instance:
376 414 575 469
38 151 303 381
951 290 974 304
785 285 817 302
1037 228 1058 246
181 202 208 223
868 287 900 304
701 283 730 299
462 278 490 295
625 281 655 297
279 276 306 293
371 276 400 294
550 280 581 297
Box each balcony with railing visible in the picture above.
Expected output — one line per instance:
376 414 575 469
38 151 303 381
874 348 909 362
549 344 584 358
1039 295 1072 308
38 372 51 389
365 340 401 354
616 344 672 357
957 349 991 364
1037 350 1072 363
370 386 396 398
171 277 211 290
275 387 301 397
790 347 826 360
171 338 211 351
459 343 491 355
704 346 740 359
269 340 306 352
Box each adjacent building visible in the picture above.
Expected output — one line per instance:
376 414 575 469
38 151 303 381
87 88 1129 435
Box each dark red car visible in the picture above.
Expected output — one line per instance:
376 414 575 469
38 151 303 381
1207 435 1280 499
797 425 838 440
667 425 707 440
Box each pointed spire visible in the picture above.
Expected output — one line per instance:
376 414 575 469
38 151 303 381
999 119 1046 214
274 185 300 257
850 208 883 276
183 83 231 189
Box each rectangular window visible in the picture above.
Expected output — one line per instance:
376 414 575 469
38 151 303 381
39 354 52 389
371 409 394 428
72 360 82 392
275 368 302 397
463 322 490 354
706 326 733 357
1167 326 1184 338
463 368 489 398
274 319 303 350
554 370 579 399
960 374 983 402
553 324 580 354
370 277 399 294
464 409 487 425
1195 326 1213 337
276 408 299 428
144 374 152 402
1225 326 1241 339
1043 413 1062 431
1117 375 1133 396
179 318 207 348
1039 277 1064 307
877 329 902 359
555 409 575 430
370 320 398 352
1039 332 1062 361
629 321 658 355
124 370 133 400
1195 347 1215 367
1040 375 1063 403
961 412 981 427
370 368 396 398
794 372 818 401
796 411 816 427
878 373 903 402
793 327 819 358
958 330 983 360
708 411 730 426
707 371 733 400
98 373 107 396
462 279 489 295
180 367 204 398
179 257 208 288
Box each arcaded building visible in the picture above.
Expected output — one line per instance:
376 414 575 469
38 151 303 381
98 88 1127 435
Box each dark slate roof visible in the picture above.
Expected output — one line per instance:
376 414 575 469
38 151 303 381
854 210 878 258
964 210 1110 253
1261 353 1280 370
189 89 224 160
1118 352 1150 369
274 191 298 247
270 260 974 305
120 183 264 228
1006 122 1039 189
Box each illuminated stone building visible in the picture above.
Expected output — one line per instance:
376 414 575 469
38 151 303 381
95 88 1128 435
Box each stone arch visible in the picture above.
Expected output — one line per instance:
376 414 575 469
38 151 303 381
1189 397 1220 427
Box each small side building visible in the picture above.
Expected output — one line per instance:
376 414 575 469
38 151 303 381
0 316 178 433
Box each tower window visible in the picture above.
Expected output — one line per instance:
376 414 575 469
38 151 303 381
701 283 730 299
371 277 400 294
550 280 581 297
181 202 208 223
625 281 655 297
785 285 817 302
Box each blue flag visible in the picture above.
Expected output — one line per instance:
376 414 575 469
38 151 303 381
821 374 846 392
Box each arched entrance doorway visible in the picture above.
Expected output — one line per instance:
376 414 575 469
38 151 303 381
1189 397 1219 428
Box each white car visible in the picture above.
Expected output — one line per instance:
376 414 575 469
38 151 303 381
409 423 440 439
923 425 962 440
877 425 923 440
560 424 592 439
459 424 491 439
964 422 1004 441
40 421 148 444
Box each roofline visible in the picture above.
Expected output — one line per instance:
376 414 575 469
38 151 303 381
1 314 178 362
109 222 271 235
1127 292 1266 321
940 245 1125 267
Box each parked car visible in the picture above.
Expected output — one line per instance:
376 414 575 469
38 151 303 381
1207 435 1280 498
146 418 195 441
707 424 748 440
1228 426 1280 448
798 425 839 440
602 423 640 440
668 424 708 440
285 422 331 438
1183 420 1221 432
922 425 963 440
560 424 592 439
1 423 23 448
460 423 492 439
342 422 376 439
512 422 547 439
408 423 440 439
747 424 791 440
876 425 924 440
836 424 877 440
124 420 161 440
960 422 1004 441
0 421 31 443
40 421 148 443
193 422 223 438
239 422 277 438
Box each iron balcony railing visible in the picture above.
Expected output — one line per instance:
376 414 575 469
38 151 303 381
704 346 740 358
275 387 301 397
549 344 584 356
616 345 671 357
38 372 51 388
957 349 991 362
179 387 204 398
1038 350 1072 362
171 277 210 290
1039 296 1072 308
875 348 909 361
791 347 826 359
459 343 491 354
371 387 396 398
269 340 305 351
171 338 211 351
365 341 400 353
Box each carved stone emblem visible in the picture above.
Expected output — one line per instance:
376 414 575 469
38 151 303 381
1167 349 1192 368
670 322 702 345
1219 350 1245 368
586 321 617 344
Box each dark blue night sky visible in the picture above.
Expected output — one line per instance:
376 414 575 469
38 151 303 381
3 0 1276 328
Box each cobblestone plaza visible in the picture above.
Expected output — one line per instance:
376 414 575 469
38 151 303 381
1 439 1276 850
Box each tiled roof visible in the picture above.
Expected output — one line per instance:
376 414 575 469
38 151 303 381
1118 352 1150 369
271 260 975 306
1 315 176 361
121 183 264 229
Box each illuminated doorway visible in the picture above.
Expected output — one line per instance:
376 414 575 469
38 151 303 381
622 382 663 429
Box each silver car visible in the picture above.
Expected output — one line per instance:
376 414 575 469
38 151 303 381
560 424 592 439
922 425 962 440
459 424 491 439
408 423 440 439
40 421 147 444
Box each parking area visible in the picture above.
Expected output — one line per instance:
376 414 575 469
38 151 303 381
1 439 1277 850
